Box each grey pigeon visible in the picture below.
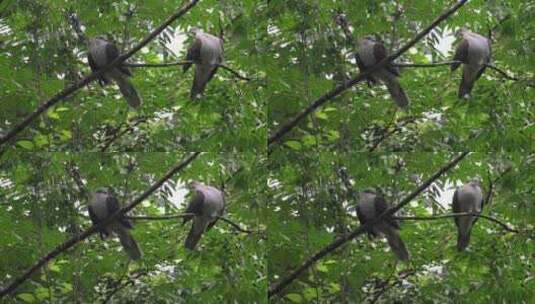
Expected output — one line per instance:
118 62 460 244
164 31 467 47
87 36 142 108
183 28 224 99
88 187 142 260
357 188 410 261
451 29 491 99
357 36 410 108
452 179 484 251
183 181 225 250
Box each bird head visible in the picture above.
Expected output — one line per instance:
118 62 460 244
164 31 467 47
187 180 202 190
362 187 377 194
189 27 202 36
95 187 112 195
469 177 482 187
455 27 469 38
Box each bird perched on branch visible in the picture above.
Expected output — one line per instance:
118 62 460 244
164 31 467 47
88 187 142 260
451 28 491 99
182 181 225 250
357 188 410 261
183 28 224 99
452 179 484 251
87 36 142 108
357 36 410 108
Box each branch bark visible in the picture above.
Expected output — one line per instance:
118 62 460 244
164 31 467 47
0 152 200 297
125 61 252 81
127 214 260 234
0 0 200 148
394 212 520 233
394 61 535 86
268 152 469 298
268 0 469 148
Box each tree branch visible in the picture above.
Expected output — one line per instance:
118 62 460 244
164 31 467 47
393 60 460 68
0 0 200 148
268 152 469 298
218 64 252 81
124 61 192 67
394 212 520 233
394 61 535 86
218 216 258 234
267 0 469 148
100 117 148 152
0 152 200 297
124 61 252 81
126 214 260 234
126 213 195 220
368 116 418 152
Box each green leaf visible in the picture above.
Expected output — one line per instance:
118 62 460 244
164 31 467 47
285 141 302 150
16 140 34 150
285 293 303 303
17 293 36 303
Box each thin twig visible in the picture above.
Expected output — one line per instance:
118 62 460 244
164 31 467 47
268 152 468 298
218 216 257 234
394 212 520 233
100 117 148 152
124 61 192 67
393 60 460 68
368 116 418 152
0 0 200 148
268 0 469 148
126 214 259 234
125 61 252 81
218 64 252 81
394 61 535 86
0 152 200 297
102 271 146 304
126 213 195 220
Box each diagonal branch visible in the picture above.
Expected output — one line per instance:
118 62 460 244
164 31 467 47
0 0 200 148
268 0 469 148
0 152 200 297
268 152 469 298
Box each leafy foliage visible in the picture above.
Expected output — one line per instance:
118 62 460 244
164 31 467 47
266 0 534 153
0 0 266 152
268 152 535 302
0 152 266 303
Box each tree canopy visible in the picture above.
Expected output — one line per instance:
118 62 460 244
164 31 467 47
1 0 535 303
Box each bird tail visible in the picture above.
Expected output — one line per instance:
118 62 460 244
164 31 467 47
382 72 410 108
381 223 410 262
191 65 218 99
456 217 473 251
458 69 475 99
115 75 142 108
185 219 209 250
116 226 143 260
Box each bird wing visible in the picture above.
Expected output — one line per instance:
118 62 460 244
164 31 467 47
183 37 202 73
374 194 399 229
373 41 399 76
356 53 377 85
106 194 133 229
105 41 131 76
87 52 108 85
452 188 460 228
88 201 108 239
183 190 205 224
451 39 468 71
472 186 485 225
